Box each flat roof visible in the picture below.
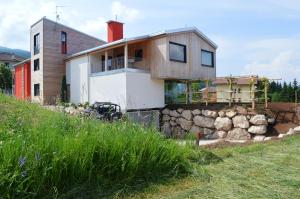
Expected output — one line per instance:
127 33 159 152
66 27 218 60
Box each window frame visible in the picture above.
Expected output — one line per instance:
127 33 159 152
169 41 187 63
201 49 214 67
33 33 40 55
34 58 40 71
61 31 67 54
34 84 40 96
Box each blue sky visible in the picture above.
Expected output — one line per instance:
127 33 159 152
0 0 299 81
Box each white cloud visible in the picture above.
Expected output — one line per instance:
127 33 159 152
0 0 57 50
111 1 139 22
240 36 300 82
77 17 107 40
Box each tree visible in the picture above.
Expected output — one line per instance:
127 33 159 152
0 64 12 93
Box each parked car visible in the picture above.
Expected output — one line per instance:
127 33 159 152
93 102 122 121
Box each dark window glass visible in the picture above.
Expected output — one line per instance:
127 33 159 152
34 33 40 55
34 59 40 71
61 32 67 54
201 50 214 67
169 42 186 63
34 84 40 96
135 49 143 61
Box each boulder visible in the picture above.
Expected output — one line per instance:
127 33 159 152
226 110 237 118
162 122 172 137
175 127 186 139
263 137 274 141
278 134 289 138
232 115 249 129
193 116 215 129
170 110 180 117
294 126 300 134
192 109 201 115
215 130 227 139
227 128 251 140
162 115 170 122
202 110 218 118
182 110 193 121
204 128 214 135
177 108 184 113
267 118 276 124
235 106 248 115
171 117 176 121
214 117 232 131
205 133 219 139
170 120 177 126
253 135 265 142
218 111 226 117
190 125 203 133
250 115 268 125
162 108 170 115
248 125 267 135
178 118 193 131
287 128 295 135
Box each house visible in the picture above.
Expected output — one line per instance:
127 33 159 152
214 76 258 103
27 17 105 104
66 20 217 111
12 58 31 100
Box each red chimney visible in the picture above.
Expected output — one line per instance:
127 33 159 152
107 20 124 42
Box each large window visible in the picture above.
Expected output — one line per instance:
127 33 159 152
34 59 40 71
201 50 214 67
61 31 67 54
134 49 143 62
34 84 40 96
169 42 186 63
34 33 40 55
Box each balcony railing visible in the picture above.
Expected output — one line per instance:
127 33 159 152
91 56 148 74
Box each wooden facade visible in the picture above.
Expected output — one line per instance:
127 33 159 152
30 17 105 104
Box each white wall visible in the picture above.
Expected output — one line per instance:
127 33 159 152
126 72 164 110
67 56 89 104
90 72 127 109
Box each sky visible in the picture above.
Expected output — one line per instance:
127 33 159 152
0 0 299 82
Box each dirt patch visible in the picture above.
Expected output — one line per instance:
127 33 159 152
273 122 298 134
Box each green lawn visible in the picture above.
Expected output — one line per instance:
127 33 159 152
126 136 300 199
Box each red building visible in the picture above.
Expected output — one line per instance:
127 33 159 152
13 59 31 100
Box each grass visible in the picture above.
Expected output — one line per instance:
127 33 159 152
126 136 300 199
0 94 219 198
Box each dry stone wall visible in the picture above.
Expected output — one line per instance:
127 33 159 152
161 106 276 141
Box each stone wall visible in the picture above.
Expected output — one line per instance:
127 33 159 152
161 106 276 141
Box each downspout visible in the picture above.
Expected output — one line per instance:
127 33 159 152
87 53 91 103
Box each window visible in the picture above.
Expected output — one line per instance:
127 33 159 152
34 59 40 71
201 50 214 67
169 42 186 63
61 31 67 54
34 84 40 96
34 33 40 55
134 49 143 61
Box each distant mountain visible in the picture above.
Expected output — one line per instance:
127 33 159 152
0 46 30 58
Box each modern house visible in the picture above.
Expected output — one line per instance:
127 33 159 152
28 17 105 104
13 17 217 112
214 77 258 103
66 21 217 111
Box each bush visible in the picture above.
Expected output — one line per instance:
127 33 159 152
0 94 197 198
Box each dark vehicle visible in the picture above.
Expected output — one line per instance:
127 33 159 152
94 102 122 121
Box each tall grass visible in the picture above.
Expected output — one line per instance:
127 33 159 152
0 94 200 198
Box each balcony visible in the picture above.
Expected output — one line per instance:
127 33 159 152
90 41 149 75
